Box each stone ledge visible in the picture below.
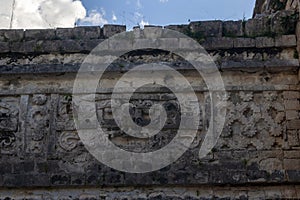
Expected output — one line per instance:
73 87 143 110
0 25 126 43
0 12 296 46
0 185 299 199
221 59 299 71
0 34 296 54
0 59 297 75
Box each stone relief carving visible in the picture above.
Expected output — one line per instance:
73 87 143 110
26 94 50 153
59 131 80 152
0 99 19 154
219 91 285 150
0 132 16 154
56 95 75 131
0 101 18 132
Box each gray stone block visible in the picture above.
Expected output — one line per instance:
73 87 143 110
9 41 24 53
271 10 297 35
275 35 297 47
103 25 126 38
234 38 256 48
223 20 244 37
56 27 86 40
58 40 83 53
202 37 234 50
51 174 71 186
221 60 265 71
0 29 24 42
24 40 60 53
245 17 270 37
256 37 275 48
81 39 105 51
0 42 10 53
0 163 12 174
164 24 189 35
75 26 101 39
189 20 223 38
25 29 56 40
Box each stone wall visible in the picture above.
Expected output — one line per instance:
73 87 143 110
0 6 300 200
253 0 299 17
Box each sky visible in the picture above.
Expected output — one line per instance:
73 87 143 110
0 0 256 29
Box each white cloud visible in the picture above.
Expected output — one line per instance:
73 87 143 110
112 12 117 22
79 9 108 26
0 0 87 29
139 19 149 28
159 0 169 3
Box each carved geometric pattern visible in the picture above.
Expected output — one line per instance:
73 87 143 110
218 91 285 150
0 97 19 154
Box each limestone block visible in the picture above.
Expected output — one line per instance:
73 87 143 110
202 37 234 50
256 37 275 48
0 30 24 42
283 91 300 99
275 35 297 47
25 29 56 41
189 20 222 37
164 24 189 34
0 42 10 53
284 159 300 170
222 20 244 37
284 150 300 159
103 25 126 38
284 100 300 110
271 10 297 35
74 26 101 39
245 17 270 37
56 28 85 40
233 38 256 48
286 110 299 120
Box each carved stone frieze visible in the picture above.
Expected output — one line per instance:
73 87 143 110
58 131 80 152
26 94 50 154
218 91 286 150
0 97 19 154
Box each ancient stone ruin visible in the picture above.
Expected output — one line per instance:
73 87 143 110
0 0 299 199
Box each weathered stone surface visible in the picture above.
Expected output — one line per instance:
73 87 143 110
202 37 234 50
284 100 300 110
164 24 189 34
0 42 9 53
275 35 297 47
270 10 298 35
222 20 244 37
25 29 56 40
286 110 299 120
245 17 270 37
74 26 102 39
256 37 275 48
189 20 222 37
287 120 300 129
283 91 300 99
233 38 256 48
56 27 85 40
0 5 299 198
103 25 126 38
253 0 299 17
0 29 23 42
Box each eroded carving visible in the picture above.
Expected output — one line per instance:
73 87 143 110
0 98 19 154
59 131 80 151
0 101 18 132
219 91 286 150
26 94 49 153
